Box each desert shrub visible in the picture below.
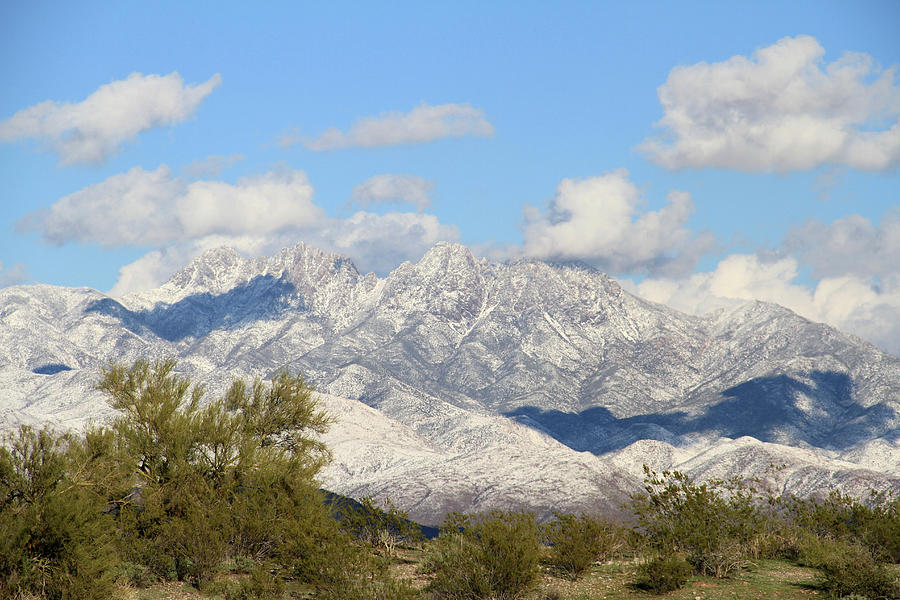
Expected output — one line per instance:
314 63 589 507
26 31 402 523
231 555 257 574
97 359 332 586
0 426 118 600
632 554 692 594
424 510 542 600
114 561 159 588
220 565 286 600
814 539 900 599
631 466 765 577
337 495 424 556
310 534 423 600
543 512 624 580
786 490 900 563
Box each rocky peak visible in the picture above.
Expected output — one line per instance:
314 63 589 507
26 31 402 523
379 241 487 323
164 246 249 296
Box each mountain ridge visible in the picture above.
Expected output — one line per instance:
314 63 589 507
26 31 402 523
1 241 898 524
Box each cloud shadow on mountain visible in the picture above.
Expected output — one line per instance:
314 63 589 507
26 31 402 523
84 274 298 342
505 371 894 454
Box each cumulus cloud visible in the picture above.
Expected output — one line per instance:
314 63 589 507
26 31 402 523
182 154 245 178
18 166 185 246
351 174 435 211
0 260 28 287
312 211 459 274
18 166 322 247
304 102 494 150
626 254 900 357
639 35 900 172
786 210 900 279
27 165 458 296
108 211 459 296
0 72 221 165
175 169 322 238
520 169 714 276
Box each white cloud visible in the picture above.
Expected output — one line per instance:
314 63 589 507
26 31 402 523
175 169 322 238
109 248 187 297
28 165 459 296
520 169 714 276
19 166 185 247
182 154 245 178
627 254 900 357
351 174 434 211
786 210 900 279
108 212 459 296
639 35 900 172
275 127 302 148
0 260 28 287
305 102 494 150
0 72 221 165
313 211 459 274
19 166 323 247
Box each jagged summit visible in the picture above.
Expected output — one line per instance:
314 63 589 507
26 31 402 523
1 240 899 523
166 246 246 294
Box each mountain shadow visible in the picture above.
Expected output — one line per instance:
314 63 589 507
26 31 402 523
32 363 73 375
506 371 895 454
84 274 298 342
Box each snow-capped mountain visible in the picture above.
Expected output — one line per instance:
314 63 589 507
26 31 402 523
1 242 898 524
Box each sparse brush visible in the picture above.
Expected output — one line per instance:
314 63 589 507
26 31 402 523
543 512 625 580
632 554 692 594
815 539 900 599
425 510 542 600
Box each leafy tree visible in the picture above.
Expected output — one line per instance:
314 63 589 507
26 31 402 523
0 426 118 600
97 358 332 585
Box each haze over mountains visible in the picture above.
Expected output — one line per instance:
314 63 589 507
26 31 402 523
1 242 898 524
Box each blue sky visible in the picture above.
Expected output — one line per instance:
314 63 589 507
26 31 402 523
1 1 899 354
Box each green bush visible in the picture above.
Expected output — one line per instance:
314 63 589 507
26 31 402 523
632 554 692 594
631 466 765 577
785 490 900 563
424 510 542 600
543 512 623 580
815 539 900 599
220 565 285 600
337 495 424 557
114 561 159 588
96 359 332 586
0 426 118 600
311 535 423 600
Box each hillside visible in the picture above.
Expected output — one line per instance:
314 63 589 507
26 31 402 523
1 241 898 523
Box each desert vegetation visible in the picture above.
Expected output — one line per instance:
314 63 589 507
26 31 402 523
1 359 898 599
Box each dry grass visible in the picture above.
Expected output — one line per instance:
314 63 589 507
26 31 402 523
126 553 839 600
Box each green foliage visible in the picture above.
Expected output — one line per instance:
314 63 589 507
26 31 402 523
219 565 286 600
311 539 423 600
0 426 118 600
96 358 332 586
785 490 900 563
543 512 624 580
813 539 900 599
337 495 425 556
632 554 692 594
631 466 765 577
424 509 541 600
114 561 159 588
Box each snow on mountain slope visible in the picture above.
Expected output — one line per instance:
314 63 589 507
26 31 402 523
1 241 898 522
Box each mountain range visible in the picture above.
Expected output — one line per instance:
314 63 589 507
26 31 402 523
1 241 898 524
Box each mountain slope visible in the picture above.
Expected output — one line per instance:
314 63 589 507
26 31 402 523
1 241 898 523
